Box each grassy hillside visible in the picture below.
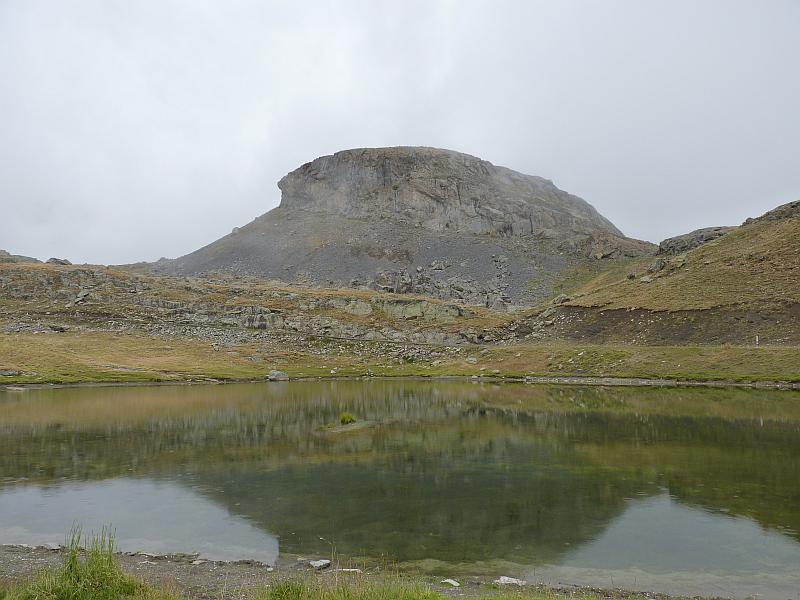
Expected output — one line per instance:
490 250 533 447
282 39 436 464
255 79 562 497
568 209 800 311
501 204 800 345
2 204 800 383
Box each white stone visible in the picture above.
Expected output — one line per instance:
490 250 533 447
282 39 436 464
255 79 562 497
309 559 331 569
440 578 460 587
494 576 526 586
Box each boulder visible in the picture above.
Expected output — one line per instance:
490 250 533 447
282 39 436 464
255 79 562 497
647 258 667 273
267 370 289 381
658 227 735 255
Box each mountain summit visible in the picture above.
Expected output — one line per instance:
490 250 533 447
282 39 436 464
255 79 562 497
278 147 623 239
160 147 654 306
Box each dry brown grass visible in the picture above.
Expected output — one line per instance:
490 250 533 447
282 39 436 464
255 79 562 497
2 330 799 385
0 331 267 383
569 217 800 311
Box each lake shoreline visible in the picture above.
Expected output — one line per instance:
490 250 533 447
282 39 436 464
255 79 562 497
0 543 714 600
3 373 800 392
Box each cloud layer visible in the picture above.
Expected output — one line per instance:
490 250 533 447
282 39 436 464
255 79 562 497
1 0 798 264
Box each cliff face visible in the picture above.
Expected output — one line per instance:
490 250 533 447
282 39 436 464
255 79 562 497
278 147 623 239
159 147 654 307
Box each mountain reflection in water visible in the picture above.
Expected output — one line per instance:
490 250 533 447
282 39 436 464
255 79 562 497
1 381 799 599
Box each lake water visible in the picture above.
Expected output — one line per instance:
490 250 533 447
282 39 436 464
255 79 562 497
1 381 799 599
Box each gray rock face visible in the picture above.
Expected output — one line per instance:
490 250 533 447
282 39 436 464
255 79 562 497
46 257 72 265
279 147 623 239
159 147 655 305
658 227 735 255
240 306 285 329
0 250 41 264
743 200 800 225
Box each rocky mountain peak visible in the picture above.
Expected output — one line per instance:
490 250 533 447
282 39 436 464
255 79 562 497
278 147 623 239
159 147 654 306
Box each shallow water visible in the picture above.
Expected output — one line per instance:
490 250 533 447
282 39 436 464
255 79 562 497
1 381 799 599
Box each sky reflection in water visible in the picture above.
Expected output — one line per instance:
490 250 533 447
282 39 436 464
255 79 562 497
1 381 799 599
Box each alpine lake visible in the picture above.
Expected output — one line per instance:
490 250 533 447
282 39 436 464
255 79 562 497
1 380 799 599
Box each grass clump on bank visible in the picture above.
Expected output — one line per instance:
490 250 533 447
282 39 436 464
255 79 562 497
250 578 624 600
3 529 175 600
256 579 441 600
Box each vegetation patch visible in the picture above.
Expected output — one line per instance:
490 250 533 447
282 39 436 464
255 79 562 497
3 529 175 600
339 412 357 425
569 218 800 311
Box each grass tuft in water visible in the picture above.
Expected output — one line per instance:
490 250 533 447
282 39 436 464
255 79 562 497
339 412 356 426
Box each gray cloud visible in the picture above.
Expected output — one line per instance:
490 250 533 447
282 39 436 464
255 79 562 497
1 0 798 264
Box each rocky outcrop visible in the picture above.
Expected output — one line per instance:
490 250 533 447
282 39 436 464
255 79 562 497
0 262 485 347
159 147 656 305
743 200 800 225
0 250 41 264
240 307 285 329
658 227 735 255
278 147 623 239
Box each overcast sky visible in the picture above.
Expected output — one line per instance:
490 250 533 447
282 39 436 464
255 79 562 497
1 0 798 264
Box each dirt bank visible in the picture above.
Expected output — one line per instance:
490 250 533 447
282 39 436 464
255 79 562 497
0 544 682 600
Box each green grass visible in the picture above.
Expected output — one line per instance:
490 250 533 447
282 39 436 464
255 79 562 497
253 578 622 600
3 570 642 600
3 529 177 600
2 574 638 600
255 579 441 600
339 412 357 425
